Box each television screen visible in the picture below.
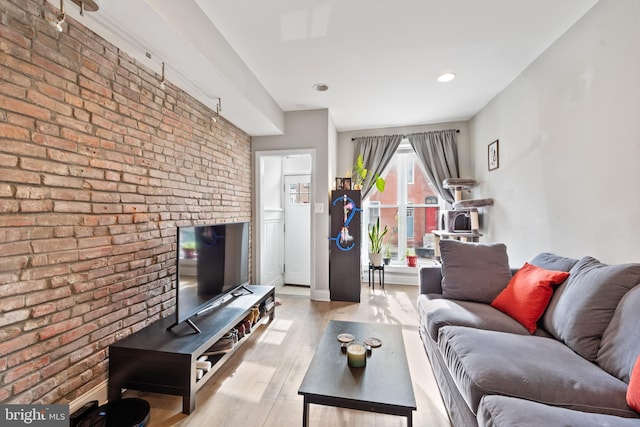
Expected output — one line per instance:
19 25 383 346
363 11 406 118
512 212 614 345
173 222 249 331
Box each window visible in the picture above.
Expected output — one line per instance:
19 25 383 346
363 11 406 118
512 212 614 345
363 141 441 264
288 182 310 204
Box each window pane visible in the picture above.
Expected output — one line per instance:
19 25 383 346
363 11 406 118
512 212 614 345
289 181 311 204
378 206 397 258
368 156 398 205
406 207 414 238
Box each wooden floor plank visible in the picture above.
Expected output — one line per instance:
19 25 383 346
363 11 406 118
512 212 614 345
124 283 451 427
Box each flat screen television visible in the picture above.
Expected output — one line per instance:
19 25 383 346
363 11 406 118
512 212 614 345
169 222 250 333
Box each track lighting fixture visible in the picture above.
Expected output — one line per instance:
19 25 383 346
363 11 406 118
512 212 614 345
49 0 99 32
213 98 222 123
69 0 99 16
52 0 66 32
159 62 166 90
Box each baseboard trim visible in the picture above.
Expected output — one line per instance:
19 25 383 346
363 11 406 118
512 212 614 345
68 380 108 414
312 289 330 301
264 276 284 288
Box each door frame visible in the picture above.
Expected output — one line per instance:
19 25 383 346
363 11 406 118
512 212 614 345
254 148 316 299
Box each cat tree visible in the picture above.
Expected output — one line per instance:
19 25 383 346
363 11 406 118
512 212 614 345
433 178 493 260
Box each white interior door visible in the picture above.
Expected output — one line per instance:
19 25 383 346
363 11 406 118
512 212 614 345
284 174 311 286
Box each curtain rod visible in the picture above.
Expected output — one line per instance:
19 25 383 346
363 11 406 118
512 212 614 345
351 129 460 141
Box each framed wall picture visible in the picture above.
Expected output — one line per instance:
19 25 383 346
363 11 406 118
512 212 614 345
488 140 499 171
335 177 343 190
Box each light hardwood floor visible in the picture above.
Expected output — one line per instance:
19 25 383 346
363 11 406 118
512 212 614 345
124 283 452 426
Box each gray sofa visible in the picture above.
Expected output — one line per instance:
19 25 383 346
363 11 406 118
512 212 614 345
418 247 640 427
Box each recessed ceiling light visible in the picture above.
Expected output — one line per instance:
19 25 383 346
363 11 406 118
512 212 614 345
313 83 329 92
437 73 456 83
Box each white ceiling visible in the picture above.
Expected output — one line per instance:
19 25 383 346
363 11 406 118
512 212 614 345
60 0 598 135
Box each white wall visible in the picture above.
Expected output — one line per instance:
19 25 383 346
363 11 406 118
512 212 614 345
470 0 640 266
253 109 334 300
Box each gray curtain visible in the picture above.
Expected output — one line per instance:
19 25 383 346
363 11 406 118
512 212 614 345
353 135 403 199
406 130 459 204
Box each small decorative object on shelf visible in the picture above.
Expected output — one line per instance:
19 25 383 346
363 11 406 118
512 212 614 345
347 342 367 368
343 177 352 190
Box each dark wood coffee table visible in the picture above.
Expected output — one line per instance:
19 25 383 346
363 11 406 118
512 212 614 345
298 320 416 426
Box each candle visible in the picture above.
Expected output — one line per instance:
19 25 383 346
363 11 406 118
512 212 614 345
347 342 366 368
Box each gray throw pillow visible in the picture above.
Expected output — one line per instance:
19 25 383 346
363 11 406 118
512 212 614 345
542 256 640 361
529 252 578 272
439 240 512 303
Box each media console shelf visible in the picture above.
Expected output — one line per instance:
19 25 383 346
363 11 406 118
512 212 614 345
108 285 275 414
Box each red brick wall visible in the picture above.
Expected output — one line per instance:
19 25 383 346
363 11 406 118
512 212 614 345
0 1 252 404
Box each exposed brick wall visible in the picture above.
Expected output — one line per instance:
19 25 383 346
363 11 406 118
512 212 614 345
0 0 252 404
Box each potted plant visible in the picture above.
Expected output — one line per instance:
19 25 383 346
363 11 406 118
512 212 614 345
368 217 388 266
382 243 392 265
181 242 196 259
353 154 386 193
405 247 418 267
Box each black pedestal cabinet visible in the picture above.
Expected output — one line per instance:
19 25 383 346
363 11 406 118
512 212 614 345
329 190 362 302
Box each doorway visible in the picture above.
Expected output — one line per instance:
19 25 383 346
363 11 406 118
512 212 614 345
254 151 314 299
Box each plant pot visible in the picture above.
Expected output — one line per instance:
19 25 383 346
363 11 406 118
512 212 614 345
183 248 196 259
382 257 391 265
369 252 383 267
406 255 418 267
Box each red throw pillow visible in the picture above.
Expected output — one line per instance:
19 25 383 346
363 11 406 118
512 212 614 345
491 262 570 333
628 357 640 412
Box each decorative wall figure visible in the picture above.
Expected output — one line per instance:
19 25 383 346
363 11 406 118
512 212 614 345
329 194 361 251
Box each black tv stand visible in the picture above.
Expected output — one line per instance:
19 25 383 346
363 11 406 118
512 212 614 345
108 285 275 414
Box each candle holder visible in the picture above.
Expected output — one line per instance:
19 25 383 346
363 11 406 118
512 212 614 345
346 342 367 368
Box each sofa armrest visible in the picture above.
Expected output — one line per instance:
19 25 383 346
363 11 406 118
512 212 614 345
419 266 443 294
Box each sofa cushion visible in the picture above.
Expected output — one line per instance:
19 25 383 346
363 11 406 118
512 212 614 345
542 256 640 361
478 395 640 427
597 285 640 383
490 262 570 333
529 252 579 272
437 325 634 417
628 357 640 413
439 240 512 303
417 294 538 342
